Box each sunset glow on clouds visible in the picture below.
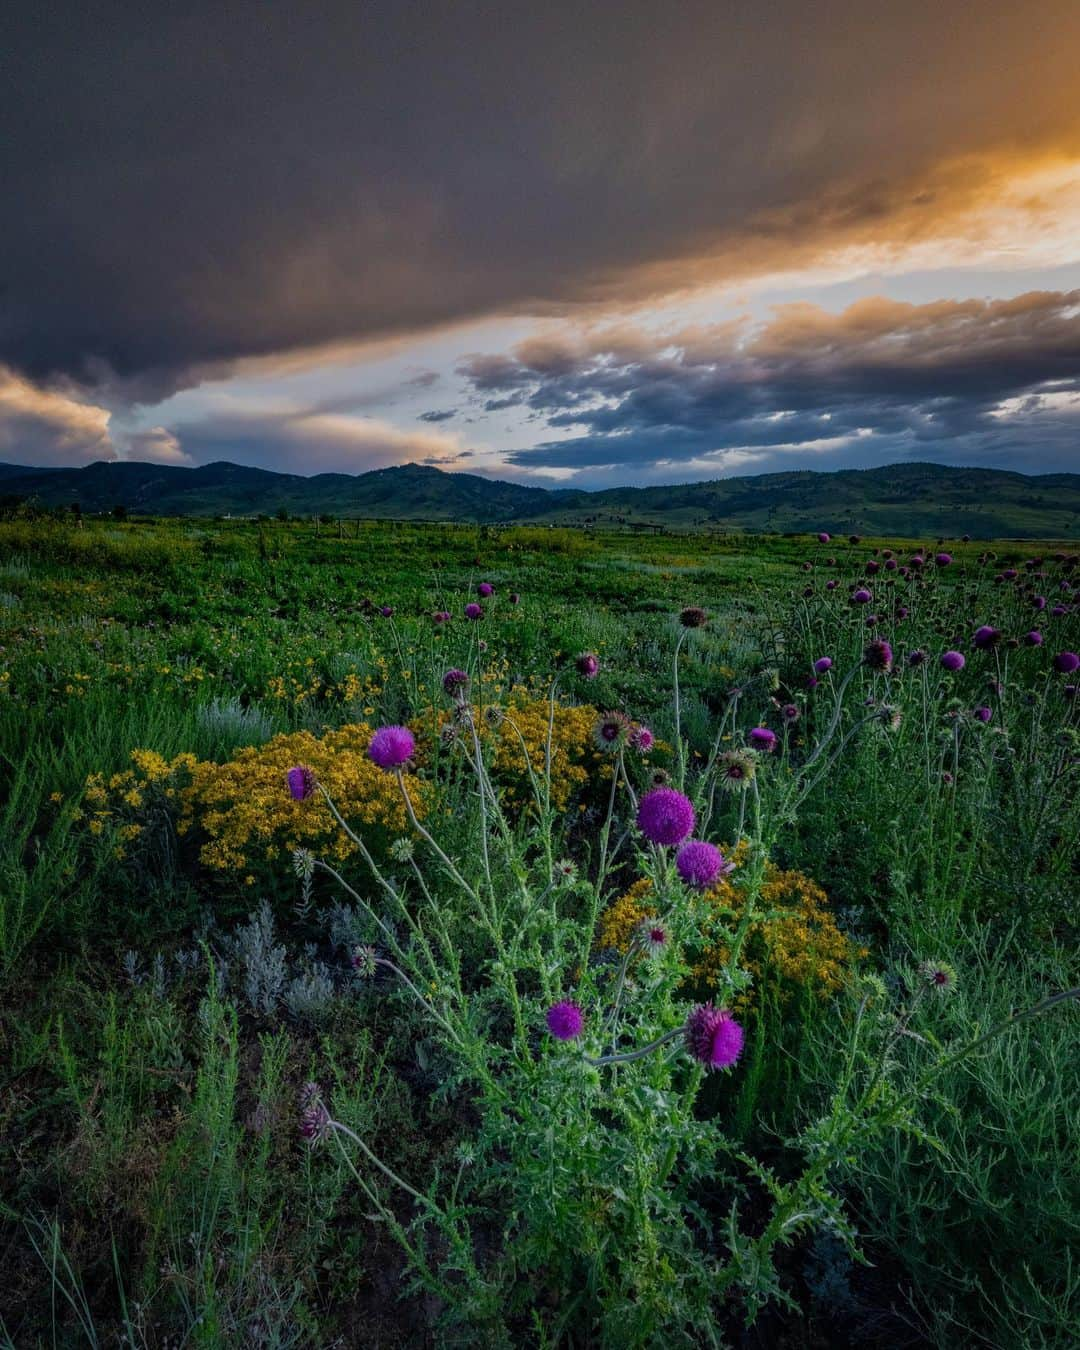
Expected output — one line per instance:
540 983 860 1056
3 3 1080 484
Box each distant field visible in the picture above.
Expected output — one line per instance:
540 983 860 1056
1 516 1078 1348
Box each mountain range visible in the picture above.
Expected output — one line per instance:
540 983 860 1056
2 459 1079 539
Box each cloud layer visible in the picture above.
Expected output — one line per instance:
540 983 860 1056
458 292 1080 482
3 2 1080 397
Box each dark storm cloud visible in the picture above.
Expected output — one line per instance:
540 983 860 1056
456 292 1080 479
3 2 1080 396
418 409 456 422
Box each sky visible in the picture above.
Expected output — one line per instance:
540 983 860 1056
3 1 1080 489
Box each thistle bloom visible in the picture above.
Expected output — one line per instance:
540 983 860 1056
685 1004 744 1069
813 657 833 674
826 580 838 591
464 602 483 620
908 648 926 666
973 625 1000 649
676 839 732 889
594 711 632 752
863 638 893 672
442 668 470 698
919 960 957 995
630 724 655 753
638 921 669 957
679 606 708 628
576 652 600 679
935 552 952 566
433 610 451 623
379 605 394 618
1033 595 1047 611
286 765 316 801
368 725 416 770
546 1001 584 1041
1054 651 1080 674
852 588 872 604
299 1082 331 1145
1024 630 1043 646
941 650 965 672
509 592 520 605
717 748 755 790
637 786 695 846
817 531 831 543
972 705 992 723
748 726 778 753
477 582 494 597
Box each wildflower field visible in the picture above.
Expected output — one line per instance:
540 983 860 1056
1 514 1078 1348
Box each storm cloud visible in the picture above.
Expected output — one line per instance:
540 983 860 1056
457 292 1080 482
4 1 1080 399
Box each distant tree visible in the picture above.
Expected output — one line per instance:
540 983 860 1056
111 503 127 520
276 505 289 521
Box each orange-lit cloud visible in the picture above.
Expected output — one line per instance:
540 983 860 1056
0 367 114 466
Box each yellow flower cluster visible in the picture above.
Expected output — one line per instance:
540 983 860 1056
426 692 601 810
82 728 425 873
178 725 425 871
600 851 862 1001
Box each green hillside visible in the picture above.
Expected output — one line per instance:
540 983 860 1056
2 457 1078 538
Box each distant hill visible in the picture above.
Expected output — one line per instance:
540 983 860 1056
1 458 1078 539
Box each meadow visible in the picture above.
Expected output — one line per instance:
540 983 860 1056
0 512 1077 1348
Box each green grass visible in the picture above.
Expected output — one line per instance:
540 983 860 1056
0 515 1077 1347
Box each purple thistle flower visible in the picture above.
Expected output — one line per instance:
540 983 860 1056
639 921 669 957
676 840 733 890
433 609 451 624
477 582 494 597
576 652 600 678
630 724 655 753
817 532 831 543
908 648 927 666
864 638 894 672
973 705 993 723
442 668 470 698
941 650 965 671
1051 604 1069 617
1054 651 1080 674
813 656 833 674
1003 568 1018 580
464 602 483 621
1033 595 1047 610
637 786 696 846
919 960 957 995
1024 630 1043 646
781 702 800 723
685 1004 744 1070
594 711 632 752
935 552 952 566
806 676 819 690
679 606 709 628
897 605 910 620
286 765 317 801
973 625 1001 649
910 555 925 569
546 1001 584 1041
852 588 872 604
826 579 838 591
748 726 778 753
866 559 880 574
885 558 898 570
379 605 394 618
368 725 416 770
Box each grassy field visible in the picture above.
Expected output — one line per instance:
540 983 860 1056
1 515 1078 1348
